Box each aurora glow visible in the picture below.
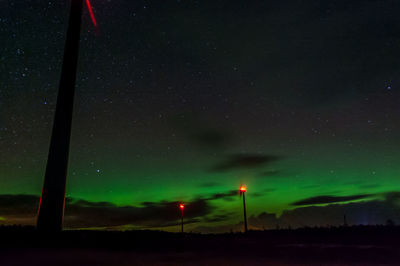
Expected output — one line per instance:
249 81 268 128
1 0 400 232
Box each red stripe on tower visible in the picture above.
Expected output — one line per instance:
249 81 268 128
86 0 97 27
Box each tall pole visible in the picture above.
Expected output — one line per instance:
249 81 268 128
242 191 248 233
37 0 83 232
181 208 184 233
240 186 248 233
180 204 184 233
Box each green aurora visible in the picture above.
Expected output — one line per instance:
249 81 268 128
1 0 400 231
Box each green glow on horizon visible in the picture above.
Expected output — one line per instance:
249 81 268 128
3 136 399 229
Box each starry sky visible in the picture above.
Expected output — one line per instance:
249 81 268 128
1 0 400 232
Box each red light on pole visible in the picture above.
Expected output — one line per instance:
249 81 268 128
240 185 248 233
179 203 184 233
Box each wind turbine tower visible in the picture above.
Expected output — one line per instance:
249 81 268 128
37 0 85 232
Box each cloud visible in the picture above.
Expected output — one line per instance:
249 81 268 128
2 191 399 233
192 192 400 233
207 190 238 201
277 198 400 229
291 194 374 206
202 213 232 223
210 154 280 172
65 198 211 228
0 194 39 216
0 189 241 229
0 194 213 228
383 191 400 204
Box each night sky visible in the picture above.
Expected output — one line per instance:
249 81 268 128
1 0 400 232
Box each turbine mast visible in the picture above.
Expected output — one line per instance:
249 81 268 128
240 186 248 233
37 0 83 232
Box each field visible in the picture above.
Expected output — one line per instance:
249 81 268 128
1 226 400 265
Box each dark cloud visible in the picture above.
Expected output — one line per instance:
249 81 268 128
193 192 400 233
291 194 374 206
277 199 400 229
202 213 232 223
0 189 242 228
0 195 212 228
383 191 400 204
0 194 39 216
241 198 400 231
207 190 238 201
3 191 400 232
65 198 211 228
210 154 280 172
66 198 115 208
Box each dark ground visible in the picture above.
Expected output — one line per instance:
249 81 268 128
1 225 400 265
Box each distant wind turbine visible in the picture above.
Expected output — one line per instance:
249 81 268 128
240 185 248 233
179 203 185 233
37 0 97 232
